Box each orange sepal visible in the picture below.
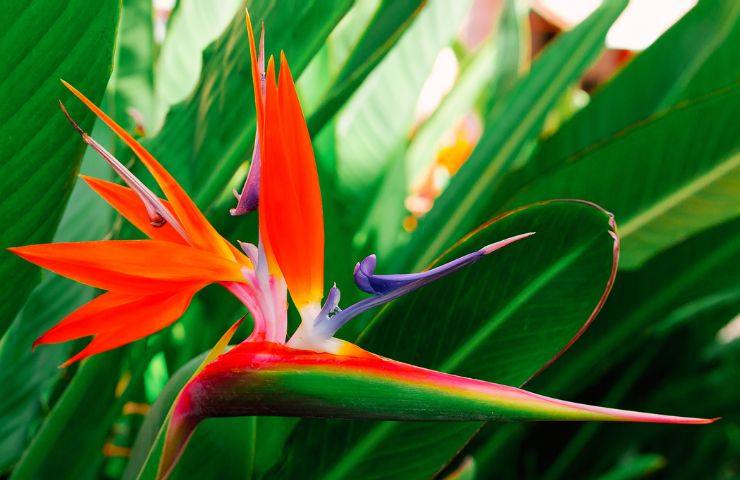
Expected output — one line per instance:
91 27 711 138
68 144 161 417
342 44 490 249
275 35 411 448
61 80 234 260
59 288 200 367
9 240 244 294
36 286 205 347
277 54 324 301
82 176 251 268
82 176 185 244
257 58 281 278
259 55 324 308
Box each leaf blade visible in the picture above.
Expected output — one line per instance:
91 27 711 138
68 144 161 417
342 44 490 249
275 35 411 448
0 0 119 331
398 0 628 271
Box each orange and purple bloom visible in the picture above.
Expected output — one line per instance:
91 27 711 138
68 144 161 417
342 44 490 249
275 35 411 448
9 10 716 479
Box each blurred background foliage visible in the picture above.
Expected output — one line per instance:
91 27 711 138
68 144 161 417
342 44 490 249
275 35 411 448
0 0 737 478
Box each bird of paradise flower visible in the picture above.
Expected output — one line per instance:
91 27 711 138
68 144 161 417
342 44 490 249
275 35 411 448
9 10 716 480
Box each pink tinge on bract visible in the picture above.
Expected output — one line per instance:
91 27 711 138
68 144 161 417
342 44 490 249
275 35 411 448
157 341 716 478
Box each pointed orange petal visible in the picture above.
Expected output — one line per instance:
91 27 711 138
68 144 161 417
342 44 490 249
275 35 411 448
259 55 324 308
82 176 186 244
9 241 243 294
61 80 234 260
59 288 199 367
257 58 282 277
83 176 251 268
83 176 251 267
36 286 205 346
278 54 324 302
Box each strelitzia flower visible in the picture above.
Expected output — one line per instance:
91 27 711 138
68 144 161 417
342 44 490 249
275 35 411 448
10 10 715 480
161 13 714 477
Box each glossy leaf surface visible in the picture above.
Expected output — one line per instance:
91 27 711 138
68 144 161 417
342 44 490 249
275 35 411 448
271 200 620 479
0 0 119 330
398 0 627 271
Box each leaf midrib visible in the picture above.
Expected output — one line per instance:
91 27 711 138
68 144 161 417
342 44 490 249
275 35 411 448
620 151 740 237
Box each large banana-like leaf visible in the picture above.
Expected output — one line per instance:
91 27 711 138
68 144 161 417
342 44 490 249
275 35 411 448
152 0 241 129
3 1 164 470
270 200 622 479
395 0 627 271
492 0 740 268
535 0 738 165
0 0 119 331
502 84 739 269
461 217 740 478
306 0 427 134
0 127 113 471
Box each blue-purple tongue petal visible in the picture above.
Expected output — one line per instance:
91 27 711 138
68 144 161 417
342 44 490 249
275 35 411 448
353 255 377 294
316 232 535 337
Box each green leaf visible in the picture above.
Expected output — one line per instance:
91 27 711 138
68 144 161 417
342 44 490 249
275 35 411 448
495 0 740 268
502 84 740 269
531 217 740 399
144 0 354 206
9 350 127 480
0 124 113 471
271 200 620 479
152 0 241 129
0 0 119 331
332 0 473 219
111 0 156 136
396 0 627 271
535 0 739 166
306 0 427 134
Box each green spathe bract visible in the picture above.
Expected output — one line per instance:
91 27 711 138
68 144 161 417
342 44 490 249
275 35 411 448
158 341 713 479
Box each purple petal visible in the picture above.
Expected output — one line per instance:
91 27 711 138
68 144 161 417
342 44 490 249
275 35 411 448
230 144 261 216
316 232 535 337
231 26 266 216
353 255 377 294
320 283 341 318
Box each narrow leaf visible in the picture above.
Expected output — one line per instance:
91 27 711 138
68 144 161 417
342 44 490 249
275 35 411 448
397 0 628 271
